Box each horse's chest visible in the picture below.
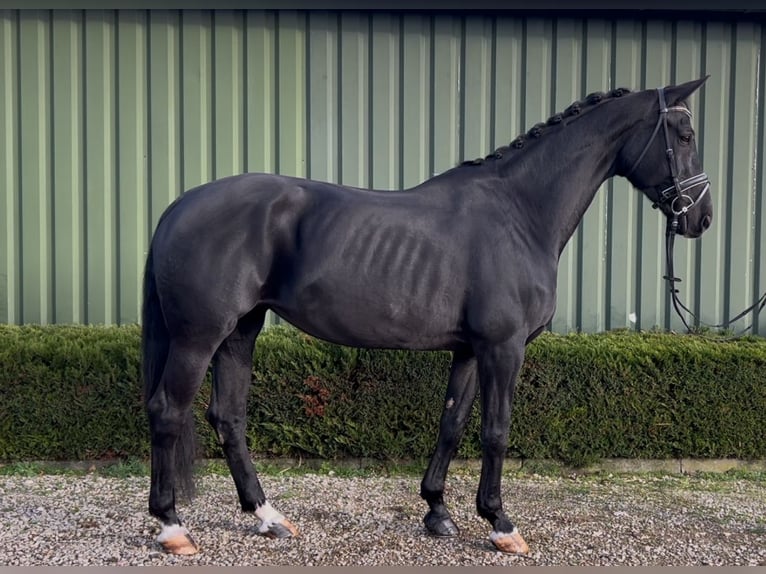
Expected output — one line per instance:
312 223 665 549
466 270 557 341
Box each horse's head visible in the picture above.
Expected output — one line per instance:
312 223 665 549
621 77 713 238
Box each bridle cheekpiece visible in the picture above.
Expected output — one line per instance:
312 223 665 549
625 87 710 234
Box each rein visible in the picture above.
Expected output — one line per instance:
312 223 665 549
630 88 766 338
663 223 766 338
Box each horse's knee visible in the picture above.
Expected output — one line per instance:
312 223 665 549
205 407 246 443
481 428 509 458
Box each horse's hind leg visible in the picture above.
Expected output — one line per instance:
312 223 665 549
205 310 298 540
420 347 479 537
147 339 217 555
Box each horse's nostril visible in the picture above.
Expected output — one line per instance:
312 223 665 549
702 214 712 230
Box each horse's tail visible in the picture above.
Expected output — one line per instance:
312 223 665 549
142 244 197 500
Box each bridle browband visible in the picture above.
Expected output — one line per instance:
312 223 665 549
629 88 766 337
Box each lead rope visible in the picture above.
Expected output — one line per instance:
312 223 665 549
649 87 766 339
664 216 766 340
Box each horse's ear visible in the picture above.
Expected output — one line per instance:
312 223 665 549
664 76 709 105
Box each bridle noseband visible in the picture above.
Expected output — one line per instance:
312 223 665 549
625 87 710 234
627 88 766 337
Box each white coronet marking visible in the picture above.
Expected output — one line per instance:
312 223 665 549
256 501 285 533
489 526 519 543
157 524 189 543
446 398 455 409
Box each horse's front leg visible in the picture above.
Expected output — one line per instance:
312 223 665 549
475 338 529 555
420 346 479 537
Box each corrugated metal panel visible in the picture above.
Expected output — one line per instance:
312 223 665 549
1 10 764 335
1 11 17 325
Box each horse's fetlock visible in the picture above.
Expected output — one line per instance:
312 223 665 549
420 484 444 504
476 495 503 522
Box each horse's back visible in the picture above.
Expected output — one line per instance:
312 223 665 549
149 173 473 349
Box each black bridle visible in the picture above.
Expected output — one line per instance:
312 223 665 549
629 88 766 337
626 87 711 225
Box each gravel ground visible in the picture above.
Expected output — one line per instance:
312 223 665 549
1 470 764 566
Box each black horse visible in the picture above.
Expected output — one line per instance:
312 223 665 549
142 78 713 555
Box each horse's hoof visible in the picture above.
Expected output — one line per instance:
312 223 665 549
260 517 299 539
157 526 199 555
490 527 529 555
424 511 459 537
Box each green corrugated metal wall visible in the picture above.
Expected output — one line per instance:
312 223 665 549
1 9 764 334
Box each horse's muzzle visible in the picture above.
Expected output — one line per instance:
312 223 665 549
669 176 713 239
677 208 713 238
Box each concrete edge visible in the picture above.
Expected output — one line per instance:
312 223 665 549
247 456 766 474
4 457 766 475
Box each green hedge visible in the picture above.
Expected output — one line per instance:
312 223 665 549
1 324 765 466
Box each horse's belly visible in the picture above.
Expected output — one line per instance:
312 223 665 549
276 315 462 351
269 283 464 351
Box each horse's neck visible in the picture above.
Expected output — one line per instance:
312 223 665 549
413 99 644 257
496 107 636 256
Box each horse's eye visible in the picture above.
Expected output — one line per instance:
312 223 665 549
680 134 692 144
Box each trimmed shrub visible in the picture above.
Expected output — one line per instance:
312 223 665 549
246 329 451 459
0 325 146 460
0 324 764 466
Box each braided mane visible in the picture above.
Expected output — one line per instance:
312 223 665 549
459 87 632 167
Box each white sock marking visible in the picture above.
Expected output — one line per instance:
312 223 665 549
157 524 189 543
255 501 285 533
490 526 519 543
